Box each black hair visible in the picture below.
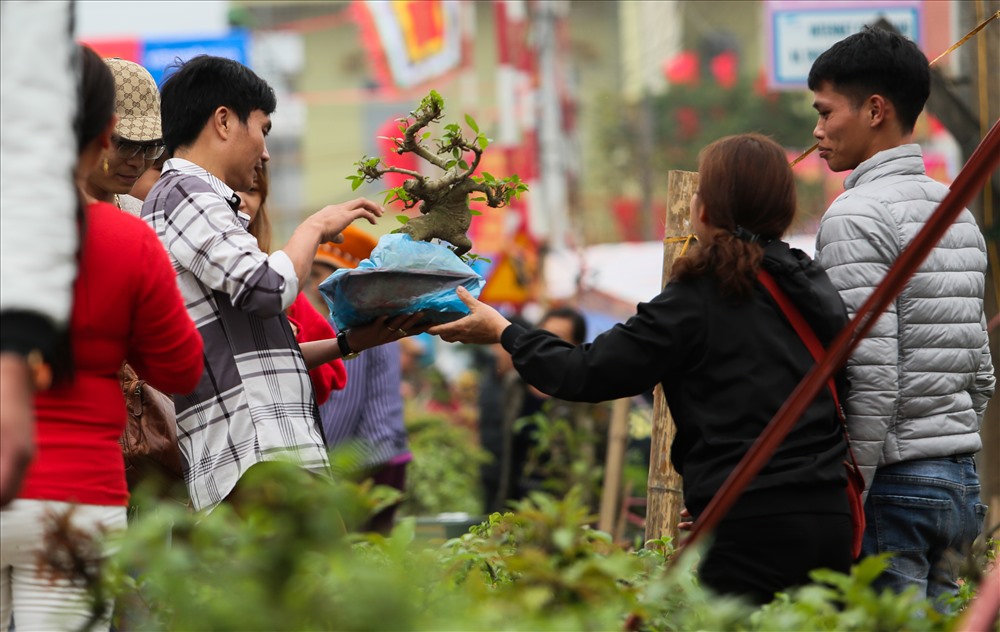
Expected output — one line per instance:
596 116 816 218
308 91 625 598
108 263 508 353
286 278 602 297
807 26 929 133
159 55 277 154
77 45 116 153
540 306 587 345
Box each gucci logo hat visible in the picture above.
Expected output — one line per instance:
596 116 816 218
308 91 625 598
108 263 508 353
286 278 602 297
105 58 162 142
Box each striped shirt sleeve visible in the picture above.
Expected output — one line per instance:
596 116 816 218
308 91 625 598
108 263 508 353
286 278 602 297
160 182 297 316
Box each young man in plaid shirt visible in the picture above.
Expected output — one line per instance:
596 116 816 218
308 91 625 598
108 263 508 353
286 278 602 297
143 56 421 510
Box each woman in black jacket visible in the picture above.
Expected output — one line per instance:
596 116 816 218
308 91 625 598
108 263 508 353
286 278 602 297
430 133 852 604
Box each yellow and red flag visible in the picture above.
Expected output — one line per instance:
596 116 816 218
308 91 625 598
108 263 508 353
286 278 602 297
356 0 464 89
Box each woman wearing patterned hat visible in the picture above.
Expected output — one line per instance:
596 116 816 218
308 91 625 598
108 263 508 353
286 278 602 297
83 57 165 215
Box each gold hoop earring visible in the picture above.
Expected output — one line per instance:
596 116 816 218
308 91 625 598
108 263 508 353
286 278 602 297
103 158 110 175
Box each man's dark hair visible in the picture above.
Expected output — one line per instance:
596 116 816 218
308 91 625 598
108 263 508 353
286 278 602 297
159 55 277 154
807 26 929 133
540 306 587 345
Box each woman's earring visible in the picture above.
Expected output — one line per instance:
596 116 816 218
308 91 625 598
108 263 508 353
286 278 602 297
103 158 110 175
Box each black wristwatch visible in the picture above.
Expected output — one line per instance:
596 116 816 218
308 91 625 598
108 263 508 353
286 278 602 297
336 329 360 360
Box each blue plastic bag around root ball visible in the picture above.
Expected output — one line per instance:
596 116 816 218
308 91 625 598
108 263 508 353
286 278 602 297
318 233 485 331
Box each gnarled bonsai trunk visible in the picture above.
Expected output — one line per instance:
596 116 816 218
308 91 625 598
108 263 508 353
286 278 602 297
351 91 526 258
399 183 474 255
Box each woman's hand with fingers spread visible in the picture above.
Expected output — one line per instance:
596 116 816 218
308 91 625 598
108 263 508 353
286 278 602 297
384 311 431 340
428 286 511 345
349 312 429 352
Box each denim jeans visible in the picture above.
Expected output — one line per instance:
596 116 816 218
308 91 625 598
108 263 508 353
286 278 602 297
862 455 987 612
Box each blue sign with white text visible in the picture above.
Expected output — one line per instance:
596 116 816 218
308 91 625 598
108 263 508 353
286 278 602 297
141 30 250 87
764 2 922 90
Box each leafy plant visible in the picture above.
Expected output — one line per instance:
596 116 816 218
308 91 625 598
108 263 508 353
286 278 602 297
437 488 653 631
97 462 433 631
400 406 490 516
348 90 528 256
53 464 988 631
514 401 604 503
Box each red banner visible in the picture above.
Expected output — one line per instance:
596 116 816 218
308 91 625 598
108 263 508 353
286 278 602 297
77 37 141 62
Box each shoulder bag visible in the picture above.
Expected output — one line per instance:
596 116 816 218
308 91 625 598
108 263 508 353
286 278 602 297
119 362 187 498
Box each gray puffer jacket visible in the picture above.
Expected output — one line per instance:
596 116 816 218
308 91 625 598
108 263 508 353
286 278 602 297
815 144 995 493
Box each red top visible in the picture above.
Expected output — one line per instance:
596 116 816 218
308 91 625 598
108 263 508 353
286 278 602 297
22 202 203 506
287 293 347 404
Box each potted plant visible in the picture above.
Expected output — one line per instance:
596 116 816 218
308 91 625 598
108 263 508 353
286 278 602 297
347 90 528 258
324 91 528 329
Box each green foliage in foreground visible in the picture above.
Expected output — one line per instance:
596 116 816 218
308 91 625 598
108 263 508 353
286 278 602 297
399 410 489 516
81 463 977 631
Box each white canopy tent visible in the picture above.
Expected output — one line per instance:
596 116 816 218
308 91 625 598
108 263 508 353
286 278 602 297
543 233 819 334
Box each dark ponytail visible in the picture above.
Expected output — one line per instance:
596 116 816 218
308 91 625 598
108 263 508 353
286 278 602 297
674 232 767 300
671 133 796 300
54 46 116 385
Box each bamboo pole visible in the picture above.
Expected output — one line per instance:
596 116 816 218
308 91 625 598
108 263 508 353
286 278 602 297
614 479 636 542
645 170 697 543
598 397 631 533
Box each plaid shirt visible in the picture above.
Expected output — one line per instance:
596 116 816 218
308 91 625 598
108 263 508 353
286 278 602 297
143 158 329 511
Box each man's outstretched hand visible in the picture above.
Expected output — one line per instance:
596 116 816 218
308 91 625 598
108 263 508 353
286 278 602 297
428 287 512 345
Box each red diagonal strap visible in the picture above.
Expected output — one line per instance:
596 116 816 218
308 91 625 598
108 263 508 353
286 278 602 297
757 270 842 416
757 268 860 474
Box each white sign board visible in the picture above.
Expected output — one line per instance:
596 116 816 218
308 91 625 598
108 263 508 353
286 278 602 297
765 1 923 90
75 0 230 38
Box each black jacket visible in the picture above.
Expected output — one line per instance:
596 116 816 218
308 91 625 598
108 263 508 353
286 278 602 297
501 241 850 520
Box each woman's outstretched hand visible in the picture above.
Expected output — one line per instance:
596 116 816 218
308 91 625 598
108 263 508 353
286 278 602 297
351 312 429 352
428 286 512 345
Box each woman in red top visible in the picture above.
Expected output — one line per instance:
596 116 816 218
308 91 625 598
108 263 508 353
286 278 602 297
240 164 347 404
0 47 203 632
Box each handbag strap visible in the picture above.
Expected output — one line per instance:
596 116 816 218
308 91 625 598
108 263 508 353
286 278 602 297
757 268 862 475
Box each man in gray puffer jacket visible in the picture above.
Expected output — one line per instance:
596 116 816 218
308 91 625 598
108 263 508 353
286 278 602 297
809 27 994 610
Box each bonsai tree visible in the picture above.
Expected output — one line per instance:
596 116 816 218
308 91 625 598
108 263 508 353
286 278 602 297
347 90 527 256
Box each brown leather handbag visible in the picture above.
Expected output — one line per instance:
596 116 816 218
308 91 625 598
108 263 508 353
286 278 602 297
119 363 186 495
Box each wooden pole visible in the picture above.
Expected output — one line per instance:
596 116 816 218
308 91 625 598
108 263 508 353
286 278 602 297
645 170 697 543
965 0 1000 547
614 479 636 542
598 397 631 534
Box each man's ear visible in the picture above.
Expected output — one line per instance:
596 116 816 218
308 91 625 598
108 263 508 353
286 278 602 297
868 94 888 128
213 106 233 140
